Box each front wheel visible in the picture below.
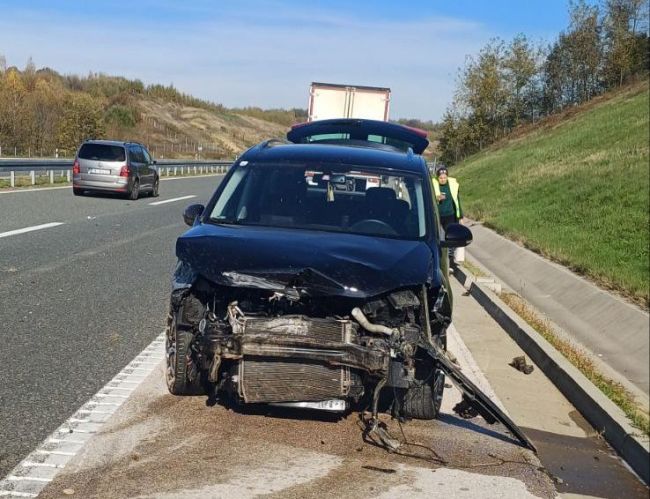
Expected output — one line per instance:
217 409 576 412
402 368 445 420
165 312 204 395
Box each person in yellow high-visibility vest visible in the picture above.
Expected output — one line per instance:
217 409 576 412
431 165 465 263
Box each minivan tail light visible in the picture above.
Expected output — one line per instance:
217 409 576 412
72 159 80 175
119 165 130 177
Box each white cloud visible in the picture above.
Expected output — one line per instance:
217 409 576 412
0 2 495 120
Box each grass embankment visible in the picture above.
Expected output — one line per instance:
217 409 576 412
454 82 650 307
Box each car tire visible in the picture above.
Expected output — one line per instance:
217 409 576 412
165 312 204 396
73 187 84 196
149 177 160 197
402 368 445 420
128 179 139 200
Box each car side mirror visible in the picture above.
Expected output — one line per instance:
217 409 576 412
440 223 472 248
183 203 204 227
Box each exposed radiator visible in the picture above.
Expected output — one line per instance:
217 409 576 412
241 316 350 343
236 315 353 403
241 357 349 403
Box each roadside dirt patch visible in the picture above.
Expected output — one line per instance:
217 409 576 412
39 372 555 498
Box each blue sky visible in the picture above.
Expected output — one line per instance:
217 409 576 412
0 0 572 120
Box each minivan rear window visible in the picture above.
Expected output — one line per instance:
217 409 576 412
78 144 126 162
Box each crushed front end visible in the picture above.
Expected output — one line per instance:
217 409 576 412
166 266 449 422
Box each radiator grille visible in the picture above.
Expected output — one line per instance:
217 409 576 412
241 357 346 403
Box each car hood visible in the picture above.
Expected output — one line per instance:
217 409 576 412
175 223 438 298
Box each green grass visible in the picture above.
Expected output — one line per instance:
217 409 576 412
454 83 650 307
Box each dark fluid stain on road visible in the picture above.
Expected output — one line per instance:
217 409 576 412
521 426 649 498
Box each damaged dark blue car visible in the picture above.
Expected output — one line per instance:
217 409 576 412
165 119 534 452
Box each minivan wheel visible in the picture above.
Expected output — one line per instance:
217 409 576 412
128 179 139 200
73 187 84 196
166 312 204 396
150 177 160 197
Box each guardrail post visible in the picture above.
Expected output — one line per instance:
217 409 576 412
10 170 15 188
174 167 177 176
30 170 35 185
194 166 197 175
66 170 70 182
49 170 54 184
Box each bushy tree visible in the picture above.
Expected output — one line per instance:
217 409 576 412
56 92 105 155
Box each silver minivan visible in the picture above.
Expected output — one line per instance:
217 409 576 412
73 140 159 199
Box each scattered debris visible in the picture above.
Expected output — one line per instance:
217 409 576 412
453 397 480 419
62 488 75 495
510 356 534 375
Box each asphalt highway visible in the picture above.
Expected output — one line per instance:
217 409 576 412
0 177 221 477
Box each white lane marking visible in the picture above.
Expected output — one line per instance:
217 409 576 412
0 222 64 239
149 195 196 206
46 439 86 445
56 428 96 434
22 463 65 470
0 332 164 497
0 491 38 497
6 477 51 483
35 450 77 457
0 185 71 195
160 173 223 182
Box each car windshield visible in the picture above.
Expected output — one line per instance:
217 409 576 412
209 162 427 239
78 144 126 161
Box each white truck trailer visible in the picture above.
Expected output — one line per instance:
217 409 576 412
308 82 391 122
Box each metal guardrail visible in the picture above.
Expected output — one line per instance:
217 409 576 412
0 158 233 187
0 158 233 171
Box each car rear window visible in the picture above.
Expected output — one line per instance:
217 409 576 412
78 144 126 161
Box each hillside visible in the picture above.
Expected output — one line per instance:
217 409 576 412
0 63 442 160
0 66 297 159
453 82 650 307
124 99 288 159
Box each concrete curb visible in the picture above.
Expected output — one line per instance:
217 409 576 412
453 265 650 485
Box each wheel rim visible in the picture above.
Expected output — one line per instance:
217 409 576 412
153 179 159 195
132 181 139 199
166 316 177 388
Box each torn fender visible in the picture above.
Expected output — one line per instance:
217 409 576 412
426 342 537 453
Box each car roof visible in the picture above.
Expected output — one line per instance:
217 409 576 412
81 140 144 147
239 141 427 175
